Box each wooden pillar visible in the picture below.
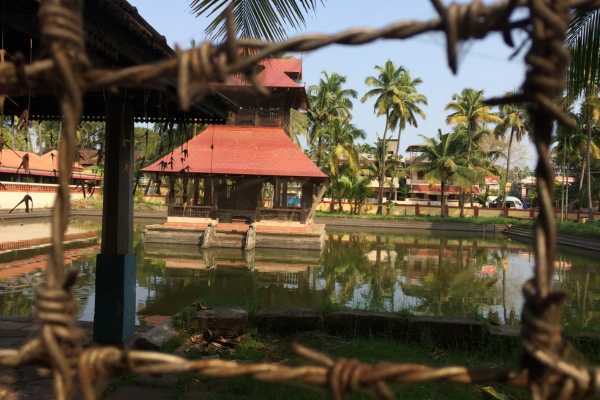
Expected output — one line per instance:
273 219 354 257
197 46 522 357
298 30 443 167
167 175 176 205
94 94 136 345
301 181 314 209
211 177 217 208
273 178 280 208
181 174 189 204
282 180 288 208
192 176 200 206
155 173 161 195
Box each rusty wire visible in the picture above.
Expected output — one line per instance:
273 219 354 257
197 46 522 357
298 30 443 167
0 0 599 399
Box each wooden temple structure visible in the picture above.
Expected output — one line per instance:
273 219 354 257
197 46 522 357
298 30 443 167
142 57 328 251
2 0 232 344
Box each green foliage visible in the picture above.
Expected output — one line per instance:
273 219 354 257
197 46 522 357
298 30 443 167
191 0 325 42
362 61 427 214
568 10 600 97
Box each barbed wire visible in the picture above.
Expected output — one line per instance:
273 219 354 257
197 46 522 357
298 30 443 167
0 0 598 399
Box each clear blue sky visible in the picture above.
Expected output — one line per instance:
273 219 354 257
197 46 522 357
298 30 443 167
129 0 530 157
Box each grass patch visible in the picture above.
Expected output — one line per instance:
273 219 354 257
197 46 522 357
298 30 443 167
72 194 165 211
112 332 527 400
316 210 530 226
317 211 600 238
557 220 600 238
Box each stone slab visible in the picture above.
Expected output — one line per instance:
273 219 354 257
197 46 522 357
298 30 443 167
191 308 248 338
254 309 323 335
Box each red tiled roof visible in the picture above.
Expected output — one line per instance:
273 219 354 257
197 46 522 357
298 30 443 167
142 125 327 179
225 58 304 89
0 149 100 181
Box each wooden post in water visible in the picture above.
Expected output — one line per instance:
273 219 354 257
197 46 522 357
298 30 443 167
94 93 136 345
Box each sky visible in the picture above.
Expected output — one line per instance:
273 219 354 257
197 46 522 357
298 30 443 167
128 0 532 161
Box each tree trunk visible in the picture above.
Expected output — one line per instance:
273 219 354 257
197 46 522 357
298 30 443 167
441 181 446 217
306 184 328 224
377 111 391 215
329 186 336 212
393 129 403 201
560 137 567 221
316 136 323 167
587 117 594 221
503 128 514 210
459 188 465 217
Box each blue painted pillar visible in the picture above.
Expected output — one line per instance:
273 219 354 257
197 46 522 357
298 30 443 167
93 94 136 345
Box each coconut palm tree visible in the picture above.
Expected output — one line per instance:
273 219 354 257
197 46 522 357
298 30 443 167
307 72 357 167
582 92 600 220
494 103 528 209
567 10 600 97
416 130 474 217
446 88 501 213
368 140 400 214
339 173 371 214
321 119 365 211
362 61 427 214
191 0 325 41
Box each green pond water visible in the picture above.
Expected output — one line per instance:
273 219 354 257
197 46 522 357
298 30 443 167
1 221 599 331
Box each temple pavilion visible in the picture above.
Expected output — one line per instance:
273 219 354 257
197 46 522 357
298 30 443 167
142 58 328 227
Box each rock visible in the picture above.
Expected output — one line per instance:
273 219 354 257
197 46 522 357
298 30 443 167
254 309 322 335
191 308 248 338
132 319 178 351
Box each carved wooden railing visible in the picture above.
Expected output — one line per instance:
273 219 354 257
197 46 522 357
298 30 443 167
167 204 214 218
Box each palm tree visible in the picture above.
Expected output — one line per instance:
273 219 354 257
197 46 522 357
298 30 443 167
339 173 371 214
368 140 400 213
191 0 324 42
554 105 579 219
446 88 501 214
567 11 600 97
417 130 473 217
321 119 365 211
582 92 600 220
307 72 357 167
494 102 528 209
362 61 427 214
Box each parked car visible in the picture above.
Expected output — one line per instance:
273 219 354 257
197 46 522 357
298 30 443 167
489 196 524 209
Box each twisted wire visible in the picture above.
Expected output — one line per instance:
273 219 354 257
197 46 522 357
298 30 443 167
38 1 89 399
71 344 525 400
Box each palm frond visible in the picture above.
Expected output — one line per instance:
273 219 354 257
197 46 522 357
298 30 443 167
567 9 600 96
191 0 324 41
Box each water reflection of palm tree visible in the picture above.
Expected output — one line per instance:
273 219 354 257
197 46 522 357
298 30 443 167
400 237 497 318
488 248 508 323
320 233 371 306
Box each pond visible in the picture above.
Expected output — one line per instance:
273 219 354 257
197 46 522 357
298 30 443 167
0 220 599 332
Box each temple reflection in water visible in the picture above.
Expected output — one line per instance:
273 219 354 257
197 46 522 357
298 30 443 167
1 228 599 332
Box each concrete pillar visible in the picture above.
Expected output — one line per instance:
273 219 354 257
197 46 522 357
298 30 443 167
94 94 136 345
